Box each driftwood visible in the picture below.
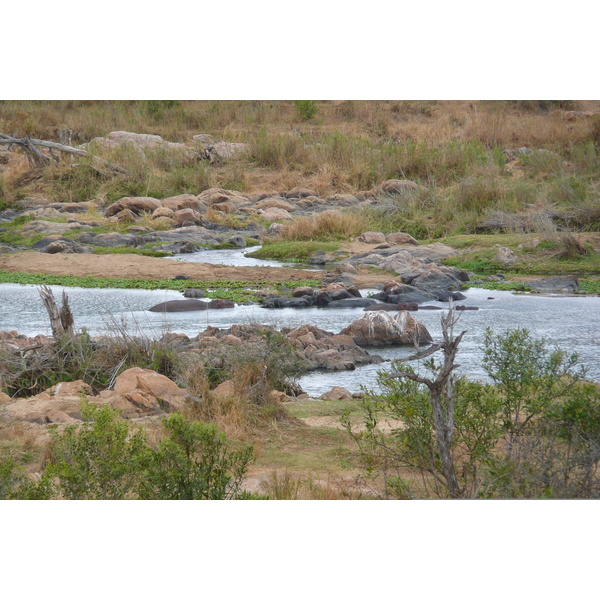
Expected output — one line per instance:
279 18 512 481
38 285 74 338
0 132 127 174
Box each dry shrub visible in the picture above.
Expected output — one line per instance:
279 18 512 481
462 103 593 148
260 470 303 499
276 210 373 241
259 470 360 499
544 231 591 259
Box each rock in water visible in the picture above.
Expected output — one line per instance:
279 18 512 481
340 311 432 347
148 299 234 312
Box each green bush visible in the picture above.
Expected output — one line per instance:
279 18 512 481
347 325 600 498
293 100 318 120
2 404 254 500
138 413 254 500
47 402 148 500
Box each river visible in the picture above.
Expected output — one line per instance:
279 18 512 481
1 276 598 395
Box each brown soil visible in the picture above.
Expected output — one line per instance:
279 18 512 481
0 251 323 283
0 250 402 288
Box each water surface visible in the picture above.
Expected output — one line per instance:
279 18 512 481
1 284 598 396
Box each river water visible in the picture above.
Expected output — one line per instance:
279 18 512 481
1 278 598 395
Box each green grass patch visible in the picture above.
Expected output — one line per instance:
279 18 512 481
90 246 173 258
0 271 321 302
467 280 534 292
249 241 341 261
285 399 361 419
579 279 600 294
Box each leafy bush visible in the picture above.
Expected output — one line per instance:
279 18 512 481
347 321 600 499
1 404 254 500
293 100 318 120
47 402 148 499
138 413 253 500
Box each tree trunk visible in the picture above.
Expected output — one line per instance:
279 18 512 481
39 286 74 338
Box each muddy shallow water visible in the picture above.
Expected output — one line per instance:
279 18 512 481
1 282 598 395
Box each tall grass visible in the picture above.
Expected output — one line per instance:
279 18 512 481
274 210 374 241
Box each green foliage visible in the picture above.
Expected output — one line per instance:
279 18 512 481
144 100 179 120
138 413 253 499
0 271 320 301
2 405 254 500
348 326 600 498
0 459 53 499
482 328 583 447
47 402 148 499
293 100 318 120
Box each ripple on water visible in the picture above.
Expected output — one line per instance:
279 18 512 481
1 283 599 396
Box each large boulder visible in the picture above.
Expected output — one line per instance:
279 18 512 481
340 311 432 347
405 243 458 261
89 131 189 153
31 235 91 254
172 208 204 228
254 197 297 212
385 232 418 245
284 325 383 371
380 179 419 196
358 231 386 244
148 299 235 312
408 268 467 293
76 231 138 247
284 186 319 199
202 142 249 163
161 194 204 212
105 196 161 217
260 207 294 222
528 276 580 293
21 220 92 236
109 367 188 414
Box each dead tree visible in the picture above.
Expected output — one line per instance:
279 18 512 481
38 285 74 338
0 132 127 174
386 303 466 498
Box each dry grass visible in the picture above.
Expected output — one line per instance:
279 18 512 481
274 210 374 241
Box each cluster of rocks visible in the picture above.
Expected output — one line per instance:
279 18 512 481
0 368 190 425
261 282 378 310
86 130 250 165
194 322 384 372
3 172 428 255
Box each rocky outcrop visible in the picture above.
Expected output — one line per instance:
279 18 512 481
340 311 432 347
284 324 383 371
88 131 190 153
21 220 92 236
528 276 580 294
31 235 92 254
105 196 162 217
1 369 190 424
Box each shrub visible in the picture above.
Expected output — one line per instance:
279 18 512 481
47 402 148 500
138 413 254 500
293 100 318 120
347 316 599 499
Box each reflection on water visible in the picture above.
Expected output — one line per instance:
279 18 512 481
1 283 599 395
